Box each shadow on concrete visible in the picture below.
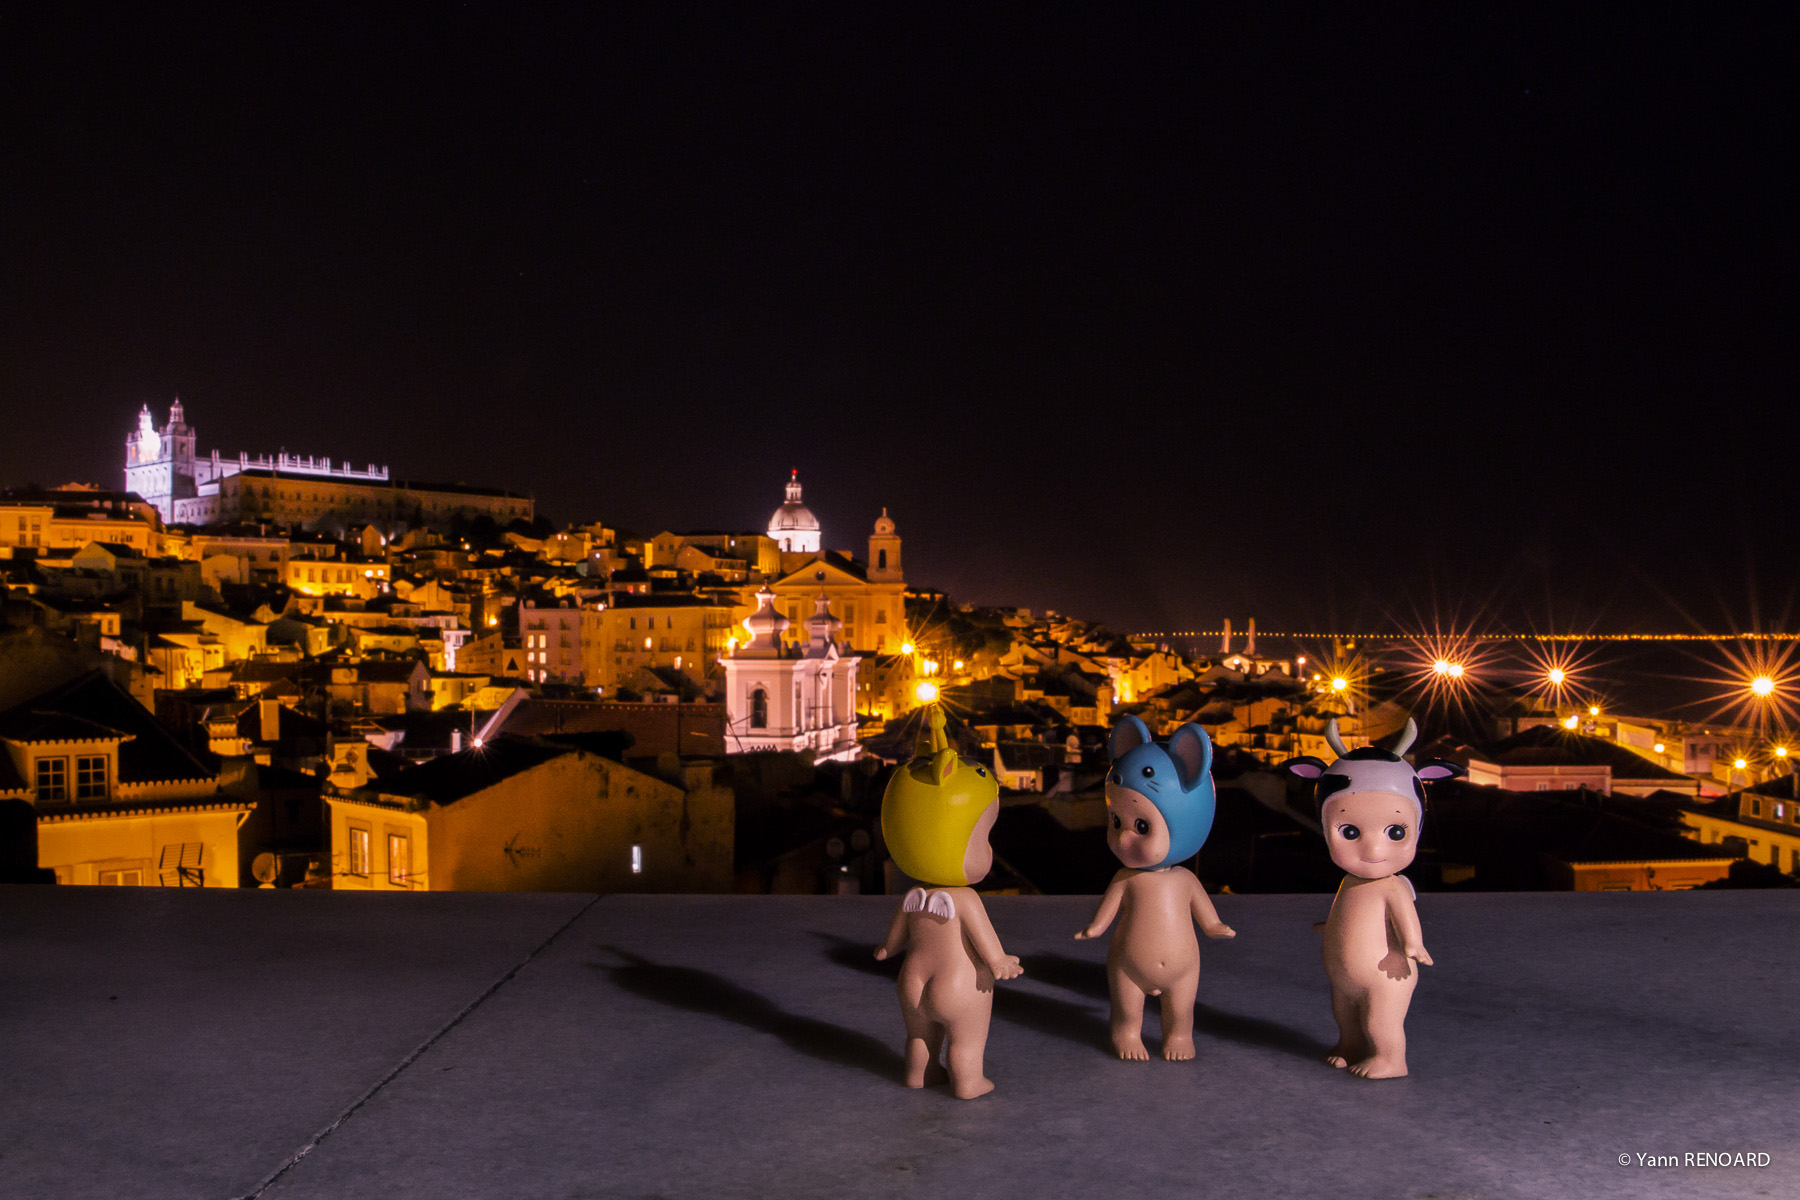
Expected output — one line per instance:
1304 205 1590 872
590 948 903 1082
817 932 1115 1055
1023 952 1333 1062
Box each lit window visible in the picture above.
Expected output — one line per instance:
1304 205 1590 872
631 844 643 875
75 755 107 799
387 833 411 886
348 827 371 876
35 757 67 801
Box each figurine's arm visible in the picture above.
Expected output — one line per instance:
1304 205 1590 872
1386 881 1432 966
1188 874 1236 939
1074 872 1129 939
873 902 909 961
957 892 1023 980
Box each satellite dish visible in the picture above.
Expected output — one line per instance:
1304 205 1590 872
252 853 280 887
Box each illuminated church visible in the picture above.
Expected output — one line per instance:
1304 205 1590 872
124 401 532 531
759 472 908 655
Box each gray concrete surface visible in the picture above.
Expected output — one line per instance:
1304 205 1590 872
4 888 1795 1199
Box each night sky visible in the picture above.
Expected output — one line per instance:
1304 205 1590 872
2 5 1793 635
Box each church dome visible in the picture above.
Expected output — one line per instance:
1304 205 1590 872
769 470 820 533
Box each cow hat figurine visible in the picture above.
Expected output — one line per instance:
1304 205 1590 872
1076 715 1236 1061
1280 717 1464 1079
876 702 1023 1099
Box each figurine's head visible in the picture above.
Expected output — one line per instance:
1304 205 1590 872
1279 717 1465 879
881 707 1001 886
1104 716 1217 869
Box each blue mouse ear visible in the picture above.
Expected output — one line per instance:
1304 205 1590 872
1109 714 1153 760
1165 723 1212 789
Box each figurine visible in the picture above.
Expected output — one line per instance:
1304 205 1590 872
876 702 1022 1099
1076 715 1235 1061
1280 717 1464 1079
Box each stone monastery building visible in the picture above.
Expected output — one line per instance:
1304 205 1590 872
124 401 532 532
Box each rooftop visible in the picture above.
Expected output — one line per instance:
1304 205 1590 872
2 888 1792 1199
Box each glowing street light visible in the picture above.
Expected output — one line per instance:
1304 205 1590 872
1331 676 1348 693
1777 746 1790 759
1653 742 1666 753
914 681 940 704
1562 715 1579 730
1752 675 1776 697
1547 668 1565 686
900 641 915 656
1734 757 1748 771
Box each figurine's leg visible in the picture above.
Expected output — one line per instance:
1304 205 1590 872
1325 985 1365 1069
943 996 996 1099
898 973 946 1089
1158 970 1199 1061
1348 981 1413 1080
900 1006 948 1088
1107 964 1151 1061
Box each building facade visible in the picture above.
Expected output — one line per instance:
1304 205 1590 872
722 590 859 761
124 402 532 531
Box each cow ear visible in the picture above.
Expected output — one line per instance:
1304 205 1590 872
1415 759 1465 781
1109 714 1153 760
1280 755 1328 780
1166 723 1212 789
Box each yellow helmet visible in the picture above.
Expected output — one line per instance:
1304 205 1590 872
881 706 999 886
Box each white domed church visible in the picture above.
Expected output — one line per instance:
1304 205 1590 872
721 588 860 761
767 470 821 553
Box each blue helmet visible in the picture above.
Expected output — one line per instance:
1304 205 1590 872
1106 715 1217 867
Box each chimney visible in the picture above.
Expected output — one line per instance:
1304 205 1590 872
259 698 280 743
1245 618 1257 657
1220 619 1233 655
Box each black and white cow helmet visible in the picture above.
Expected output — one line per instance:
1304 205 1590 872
1279 717 1465 824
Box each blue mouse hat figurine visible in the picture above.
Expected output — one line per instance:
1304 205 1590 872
1105 714 1217 867
1075 714 1236 1062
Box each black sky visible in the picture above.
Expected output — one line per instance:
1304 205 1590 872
1 4 1794 634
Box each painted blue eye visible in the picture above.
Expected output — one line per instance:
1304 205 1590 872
1141 766 1155 778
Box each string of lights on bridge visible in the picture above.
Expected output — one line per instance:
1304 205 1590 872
1133 631 1800 642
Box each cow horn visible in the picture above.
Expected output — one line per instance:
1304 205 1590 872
1324 718 1349 758
1391 717 1418 757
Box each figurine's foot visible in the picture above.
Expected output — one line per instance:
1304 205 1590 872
1348 1055 1408 1079
1325 1054 1348 1069
1161 1034 1195 1061
1111 1032 1150 1061
952 1075 996 1099
1325 1043 1358 1069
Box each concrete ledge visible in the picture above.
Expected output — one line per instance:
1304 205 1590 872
4 888 1795 1199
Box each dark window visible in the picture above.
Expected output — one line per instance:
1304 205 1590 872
36 757 68 800
75 756 107 799
751 689 768 729
878 549 887 570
